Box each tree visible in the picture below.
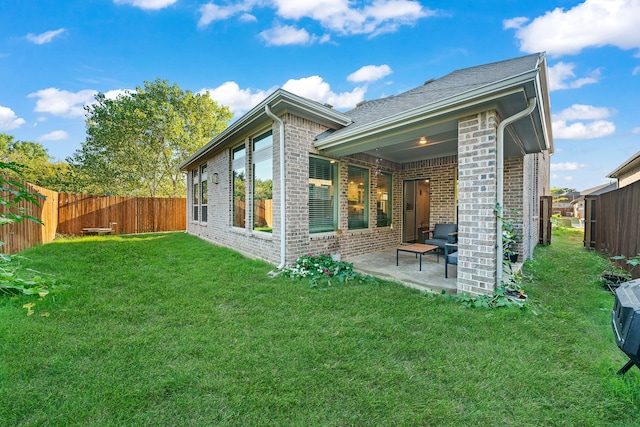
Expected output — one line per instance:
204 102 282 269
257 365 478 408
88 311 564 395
68 79 232 197
550 187 578 204
0 134 71 192
0 134 68 190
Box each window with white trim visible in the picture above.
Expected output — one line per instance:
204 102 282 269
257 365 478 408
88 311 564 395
252 131 273 233
232 144 246 228
347 165 369 230
192 164 208 222
309 157 338 233
376 172 392 227
200 164 208 222
192 168 199 221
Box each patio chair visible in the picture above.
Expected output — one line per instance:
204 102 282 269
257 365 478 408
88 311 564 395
444 243 458 278
422 223 458 251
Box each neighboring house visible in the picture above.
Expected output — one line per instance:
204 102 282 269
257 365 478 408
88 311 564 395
571 182 617 219
607 150 640 188
180 53 553 296
552 190 580 216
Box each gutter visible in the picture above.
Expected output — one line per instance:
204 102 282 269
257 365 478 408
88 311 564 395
496 97 537 286
265 104 286 269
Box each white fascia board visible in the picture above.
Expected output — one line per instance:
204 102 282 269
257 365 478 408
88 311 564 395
315 69 540 151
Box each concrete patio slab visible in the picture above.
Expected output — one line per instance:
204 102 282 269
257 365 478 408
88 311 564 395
348 246 457 294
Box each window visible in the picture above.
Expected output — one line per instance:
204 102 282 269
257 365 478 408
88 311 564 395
252 131 273 233
376 172 392 227
232 145 246 228
309 157 337 233
192 168 199 221
347 165 369 229
253 131 273 233
200 164 208 222
192 164 208 222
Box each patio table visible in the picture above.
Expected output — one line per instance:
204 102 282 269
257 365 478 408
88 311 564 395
396 243 439 271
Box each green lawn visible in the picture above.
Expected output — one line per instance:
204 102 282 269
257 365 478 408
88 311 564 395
1 229 640 426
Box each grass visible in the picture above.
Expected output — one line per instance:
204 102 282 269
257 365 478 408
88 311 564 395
1 228 640 426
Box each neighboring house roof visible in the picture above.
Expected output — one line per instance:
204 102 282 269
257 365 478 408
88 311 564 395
181 53 553 170
570 182 617 204
607 150 640 180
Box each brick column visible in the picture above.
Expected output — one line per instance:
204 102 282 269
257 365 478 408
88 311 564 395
457 111 499 295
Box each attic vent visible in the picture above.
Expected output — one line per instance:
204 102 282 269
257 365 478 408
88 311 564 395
323 103 333 109
423 78 435 85
355 100 367 107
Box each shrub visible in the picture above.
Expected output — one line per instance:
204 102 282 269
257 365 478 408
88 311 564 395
282 253 375 288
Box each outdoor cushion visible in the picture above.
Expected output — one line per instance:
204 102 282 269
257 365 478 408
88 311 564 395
422 223 458 249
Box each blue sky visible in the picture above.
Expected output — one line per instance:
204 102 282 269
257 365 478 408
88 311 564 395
1 0 639 191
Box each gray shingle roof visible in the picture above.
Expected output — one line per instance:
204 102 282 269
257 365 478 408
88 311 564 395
336 53 542 135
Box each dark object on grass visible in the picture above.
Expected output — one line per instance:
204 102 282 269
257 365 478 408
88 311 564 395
612 279 640 375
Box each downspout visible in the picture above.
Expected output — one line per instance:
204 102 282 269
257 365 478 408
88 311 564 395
265 105 287 269
529 155 535 260
496 97 537 286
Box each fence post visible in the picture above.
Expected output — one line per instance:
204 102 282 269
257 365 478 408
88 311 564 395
539 195 552 245
584 196 596 249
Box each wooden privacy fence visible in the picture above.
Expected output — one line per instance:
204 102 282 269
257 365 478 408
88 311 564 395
0 180 186 254
585 180 640 278
58 193 186 236
0 182 58 254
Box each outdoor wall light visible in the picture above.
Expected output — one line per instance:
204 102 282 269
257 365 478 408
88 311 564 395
419 137 428 145
212 173 219 184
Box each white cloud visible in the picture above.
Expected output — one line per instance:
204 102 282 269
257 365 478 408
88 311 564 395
554 104 613 121
114 0 177 10
200 82 274 116
198 0 433 39
553 120 616 139
547 62 600 91
38 130 69 141
550 162 586 171
633 66 640 75
505 0 640 56
198 2 256 27
259 24 315 46
632 127 640 134
28 88 97 118
26 28 66 45
0 105 26 130
201 75 367 115
503 17 528 30
552 104 616 139
239 13 257 23
273 0 431 36
347 64 392 83
104 89 132 99
282 75 366 109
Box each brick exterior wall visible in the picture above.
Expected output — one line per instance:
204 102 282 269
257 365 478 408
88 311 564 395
504 156 525 259
457 111 498 295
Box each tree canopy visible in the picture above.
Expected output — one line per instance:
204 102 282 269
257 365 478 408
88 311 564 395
0 134 70 192
68 79 232 197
